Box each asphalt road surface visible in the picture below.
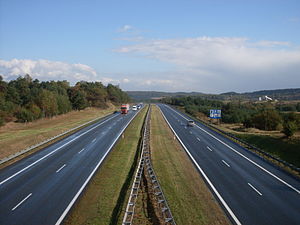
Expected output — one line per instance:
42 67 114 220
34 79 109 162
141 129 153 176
158 104 300 225
0 109 140 225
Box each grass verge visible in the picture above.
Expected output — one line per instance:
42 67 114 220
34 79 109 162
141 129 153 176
0 105 116 161
235 133 300 168
150 105 230 225
63 106 148 225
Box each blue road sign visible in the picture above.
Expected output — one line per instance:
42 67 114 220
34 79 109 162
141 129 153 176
210 109 221 119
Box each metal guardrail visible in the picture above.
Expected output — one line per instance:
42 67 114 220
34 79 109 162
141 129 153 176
169 105 300 175
122 105 176 225
0 113 115 165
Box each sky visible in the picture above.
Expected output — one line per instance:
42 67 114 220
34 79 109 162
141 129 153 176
0 0 299 93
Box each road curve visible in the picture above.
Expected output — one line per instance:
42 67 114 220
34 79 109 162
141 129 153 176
0 109 140 225
158 103 300 225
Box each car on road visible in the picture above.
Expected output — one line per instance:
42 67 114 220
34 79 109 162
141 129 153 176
187 120 195 127
132 105 137 111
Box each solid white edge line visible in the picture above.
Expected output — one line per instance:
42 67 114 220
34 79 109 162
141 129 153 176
158 106 242 225
207 146 213 152
165 104 300 195
222 160 231 168
54 109 141 225
92 138 96 143
12 193 32 211
248 183 263 196
78 148 85 154
56 164 66 173
0 114 119 186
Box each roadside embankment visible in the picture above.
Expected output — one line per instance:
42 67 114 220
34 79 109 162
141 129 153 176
0 105 116 167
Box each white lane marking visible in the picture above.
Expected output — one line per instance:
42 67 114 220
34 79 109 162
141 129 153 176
78 148 85 154
56 164 66 173
222 160 230 168
92 138 96 143
0 114 119 186
165 104 300 195
55 107 141 225
189 131 193 134
207 146 213 152
12 193 32 211
197 137 201 142
248 183 263 196
158 106 242 225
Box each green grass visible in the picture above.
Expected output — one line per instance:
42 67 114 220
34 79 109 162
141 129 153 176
63 107 148 225
236 134 300 168
150 105 230 225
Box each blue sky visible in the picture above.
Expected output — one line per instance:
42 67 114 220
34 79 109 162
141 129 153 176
0 0 299 93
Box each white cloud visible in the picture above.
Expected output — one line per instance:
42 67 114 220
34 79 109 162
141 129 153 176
115 36 300 92
0 59 100 84
117 25 133 32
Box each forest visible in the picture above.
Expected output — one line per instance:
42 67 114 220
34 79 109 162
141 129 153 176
162 96 300 137
0 75 130 126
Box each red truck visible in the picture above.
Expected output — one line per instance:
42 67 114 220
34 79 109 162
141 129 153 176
121 104 130 114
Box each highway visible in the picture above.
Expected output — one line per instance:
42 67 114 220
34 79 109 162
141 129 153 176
158 104 300 225
0 109 140 225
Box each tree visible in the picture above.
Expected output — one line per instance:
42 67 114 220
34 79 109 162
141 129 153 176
68 88 88 110
251 109 282 131
283 121 298 138
36 89 58 117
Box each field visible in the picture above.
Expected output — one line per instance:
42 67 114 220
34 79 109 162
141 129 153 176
150 105 229 225
63 106 147 225
0 104 116 161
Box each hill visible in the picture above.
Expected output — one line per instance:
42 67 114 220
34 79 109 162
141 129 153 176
127 88 300 101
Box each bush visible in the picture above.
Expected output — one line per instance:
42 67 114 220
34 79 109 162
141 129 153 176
283 121 298 138
16 108 35 122
0 116 4 126
251 109 282 131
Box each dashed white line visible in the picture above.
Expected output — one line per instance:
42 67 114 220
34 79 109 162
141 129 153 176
165 104 300 194
207 146 213 152
12 193 32 211
78 148 85 154
222 160 230 167
197 137 201 141
55 107 141 225
248 183 263 196
159 106 242 225
0 114 119 186
56 164 66 173
92 138 96 143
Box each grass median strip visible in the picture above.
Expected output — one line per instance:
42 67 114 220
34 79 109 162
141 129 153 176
63 107 147 225
151 105 230 225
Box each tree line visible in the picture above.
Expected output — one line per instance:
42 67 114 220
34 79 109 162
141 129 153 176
162 96 300 137
0 74 130 126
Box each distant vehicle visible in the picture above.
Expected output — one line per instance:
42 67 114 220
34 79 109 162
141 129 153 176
132 105 137 111
121 104 130 114
187 120 195 127
113 110 119 114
